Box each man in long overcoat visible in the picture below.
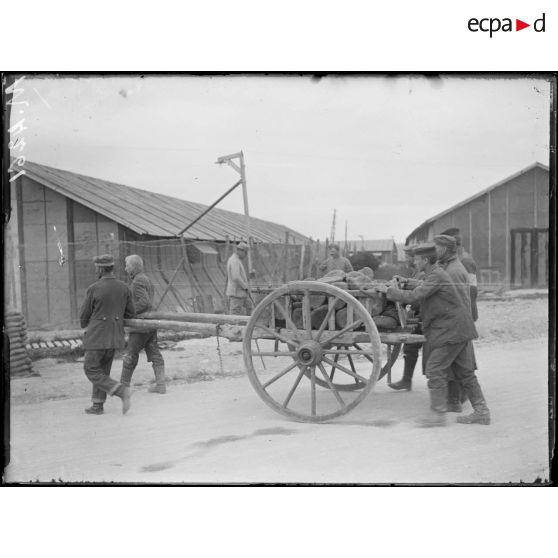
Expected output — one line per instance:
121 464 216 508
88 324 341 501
80 254 135 415
385 243 490 426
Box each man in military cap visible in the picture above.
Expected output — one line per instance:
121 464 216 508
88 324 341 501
388 244 425 391
318 244 353 275
440 227 479 321
79 254 136 415
226 241 251 315
120 254 167 394
384 243 490 426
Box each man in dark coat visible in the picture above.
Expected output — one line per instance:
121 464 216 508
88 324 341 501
436 233 479 411
120 254 167 393
80 254 135 415
389 244 424 391
384 243 490 426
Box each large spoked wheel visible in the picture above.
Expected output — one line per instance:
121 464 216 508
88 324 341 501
243 281 383 422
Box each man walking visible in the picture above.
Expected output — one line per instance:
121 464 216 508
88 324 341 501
385 243 490 427
120 254 167 394
226 241 251 315
80 254 135 415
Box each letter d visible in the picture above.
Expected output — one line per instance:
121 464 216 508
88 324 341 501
534 13 545 32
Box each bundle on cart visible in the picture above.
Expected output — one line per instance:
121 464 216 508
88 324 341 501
270 269 402 332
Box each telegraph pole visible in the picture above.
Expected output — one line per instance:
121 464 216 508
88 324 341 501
215 151 254 274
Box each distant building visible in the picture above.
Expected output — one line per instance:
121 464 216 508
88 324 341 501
395 243 407 263
5 161 307 327
406 162 549 288
347 239 398 265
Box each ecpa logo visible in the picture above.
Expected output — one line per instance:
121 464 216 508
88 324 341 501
468 13 546 37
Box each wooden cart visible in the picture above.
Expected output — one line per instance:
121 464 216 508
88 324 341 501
127 280 425 423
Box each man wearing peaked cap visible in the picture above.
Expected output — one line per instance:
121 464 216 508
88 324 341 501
433 234 457 251
435 231 480 413
93 254 115 267
385 242 490 426
440 227 479 321
79 254 136 415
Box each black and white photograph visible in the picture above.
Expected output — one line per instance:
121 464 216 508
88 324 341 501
2 73 553 485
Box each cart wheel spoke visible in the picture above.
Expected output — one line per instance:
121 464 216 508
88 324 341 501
330 352 340 381
322 355 368 383
262 361 299 389
310 365 316 416
283 367 306 408
315 297 339 341
273 300 302 342
345 345 359 384
302 289 313 336
320 319 363 346
317 363 345 408
353 342 375 364
257 324 299 348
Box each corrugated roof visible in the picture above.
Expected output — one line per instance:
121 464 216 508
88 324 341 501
18 160 307 243
406 162 549 241
348 239 395 252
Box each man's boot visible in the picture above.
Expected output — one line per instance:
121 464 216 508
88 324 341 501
446 380 463 413
389 354 415 391
416 387 447 427
85 402 104 415
456 380 490 425
148 364 167 394
114 385 132 414
120 366 134 388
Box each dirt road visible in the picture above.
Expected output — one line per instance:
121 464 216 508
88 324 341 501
5 337 549 484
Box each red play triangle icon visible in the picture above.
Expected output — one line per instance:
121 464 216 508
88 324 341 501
516 19 530 31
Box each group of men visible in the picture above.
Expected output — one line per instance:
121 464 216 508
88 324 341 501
79 253 166 415
79 231 488 426
381 228 489 427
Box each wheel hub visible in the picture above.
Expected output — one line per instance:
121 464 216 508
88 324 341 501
296 341 323 366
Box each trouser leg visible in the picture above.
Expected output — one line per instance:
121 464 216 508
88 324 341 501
146 331 167 394
120 332 143 387
389 342 420 390
84 350 120 403
229 296 249 315
451 342 490 424
447 369 463 412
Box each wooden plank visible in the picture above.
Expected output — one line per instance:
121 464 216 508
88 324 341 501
139 311 250 325
124 319 243 341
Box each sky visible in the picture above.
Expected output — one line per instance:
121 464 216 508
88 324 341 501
10 74 551 243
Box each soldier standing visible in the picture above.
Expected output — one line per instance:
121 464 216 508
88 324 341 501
80 254 135 415
385 243 490 427
436 232 478 412
226 241 251 315
120 255 167 394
